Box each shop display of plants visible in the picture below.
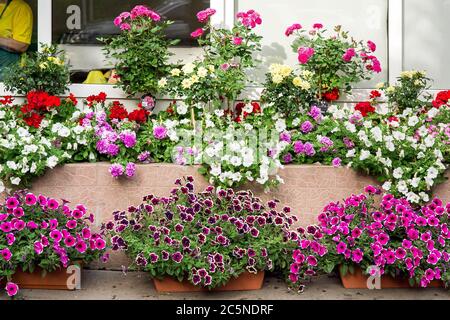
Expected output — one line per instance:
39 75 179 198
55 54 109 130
287 186 450 289
102 176 297 290
0 191 108 297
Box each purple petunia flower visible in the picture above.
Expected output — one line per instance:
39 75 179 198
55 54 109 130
109 164 124 178
301 121 314 133
153 126 167 140
125 162 136 178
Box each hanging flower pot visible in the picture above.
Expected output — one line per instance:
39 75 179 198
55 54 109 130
153 271 265 293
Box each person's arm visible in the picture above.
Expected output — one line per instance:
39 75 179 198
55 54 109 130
0 36 29 53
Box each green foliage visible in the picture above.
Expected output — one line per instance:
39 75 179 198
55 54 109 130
101 15 179 96
2 44 70 95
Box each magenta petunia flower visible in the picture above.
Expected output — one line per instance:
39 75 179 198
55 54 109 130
300 121 314 133
66 220 77 230
75 241 87 253
153 126 168 140
25 193 37 206
47 199 60 210
5 282 18 297
109 164 124 178
196 8 216 23
1 248 12 261
5 197 19 209
125 162 136 178
34 241 44 255
367 40 377 52
332 157 342 168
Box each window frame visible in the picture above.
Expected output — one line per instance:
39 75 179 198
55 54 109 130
0 0 443 99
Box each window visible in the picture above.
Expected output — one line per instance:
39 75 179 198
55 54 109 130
236 0 388 88
403 0 450 89
51 0 210 83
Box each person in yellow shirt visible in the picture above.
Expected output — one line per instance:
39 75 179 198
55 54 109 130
0 0 33 78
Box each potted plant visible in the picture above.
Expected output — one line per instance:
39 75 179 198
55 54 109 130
101 5 179 98
160 8 262 118
102 176 297 292
287 186 450 290
0 191 108 297
286 23 381 108
3 44 70 96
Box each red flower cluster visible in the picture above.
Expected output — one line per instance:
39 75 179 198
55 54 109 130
234 102 261 122
369 90 381 99
86 92 107 107
432 90 450 109
20 91 61 128
128 108 148 123
109 101 129 120
322 88 340 102
66 93 78 106
355 101 375 117
0 95 14 105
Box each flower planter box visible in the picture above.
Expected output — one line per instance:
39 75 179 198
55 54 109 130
339 266 443 289
153 271 264 293
8 265 81 291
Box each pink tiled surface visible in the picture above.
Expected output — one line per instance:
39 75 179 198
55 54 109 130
11 163 450 269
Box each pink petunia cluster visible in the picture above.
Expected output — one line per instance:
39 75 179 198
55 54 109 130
1 192 107 297
236 10 262 29
289 187 450 288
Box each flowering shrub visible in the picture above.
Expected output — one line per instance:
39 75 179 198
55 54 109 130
377 70 432 113
260 64 316 117
102 5 179 96
288 23 381 100
102 177 297 289
0 191 107 297
2 44 70 96
288 187 450 288
160 8 262 110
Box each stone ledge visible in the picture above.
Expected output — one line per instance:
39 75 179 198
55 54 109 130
13 163 449 269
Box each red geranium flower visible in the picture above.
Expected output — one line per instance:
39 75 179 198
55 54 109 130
322 88 340 102
23 113 44 128
86 92 107 107
370 90 381 99
355 101 375 117
66 93 78 106
0 96 14 105
432 90 450 109
109 101 128 120
128 108 148 123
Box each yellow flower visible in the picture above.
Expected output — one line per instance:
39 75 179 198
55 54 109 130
386 86 395 93
182 63 195 74
293 77 311 90
158 77 168 88
272 74 283 84
190 75 200 83
279 65 292 78
301 70 313 79
197 67 208 78
39 62 48 69
208 65 215 72
48 56 64 66
170 68 181 76
182 78 193 89
376 82 385 89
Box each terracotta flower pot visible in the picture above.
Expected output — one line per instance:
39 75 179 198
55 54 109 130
153 271 264 293
10 264 82 290
339 265 443 289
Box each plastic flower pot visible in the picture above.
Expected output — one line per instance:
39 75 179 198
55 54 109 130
153 271 265 293
10 263 82 291
339 266 443 289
